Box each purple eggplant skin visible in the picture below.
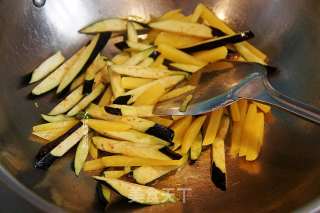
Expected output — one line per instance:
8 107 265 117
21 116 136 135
114 41 129 51
146 124 174 143
159 146 182 160
96 182 110 207
180 31 254 53
112 95 132 105
211 162 226 191
104 106 122 116
81 32 111 95
150 51 160 60
81 32 111 74
83 79 95 95
34 122 82 170
211 27 227 37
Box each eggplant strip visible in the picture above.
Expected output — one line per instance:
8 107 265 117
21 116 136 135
92 137 171 160
57 33 111 93
32 48 85 95
80 18 144 34
30 51 65 84
93 176 176 204
115 75 185 105
67 84 105 116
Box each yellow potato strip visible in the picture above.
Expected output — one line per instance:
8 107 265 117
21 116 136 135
181 115 207 154
230 102 241 122
148 117 173 127
158 44 206 67
121 77 153 90
102 155 183 167
192 46 228 63
159 85 195 102
229 99 248 157
238 103 258 157
203 108 224 145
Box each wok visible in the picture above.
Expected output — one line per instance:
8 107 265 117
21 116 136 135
0 0 320 212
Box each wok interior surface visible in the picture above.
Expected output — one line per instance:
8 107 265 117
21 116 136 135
0 0 320 212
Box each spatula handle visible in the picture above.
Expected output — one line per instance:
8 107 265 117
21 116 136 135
258 80 320 124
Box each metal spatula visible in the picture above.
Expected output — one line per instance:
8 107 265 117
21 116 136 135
154 61 320 124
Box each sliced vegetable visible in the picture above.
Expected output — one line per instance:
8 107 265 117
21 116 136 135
98 87 112 106
229 99 248 157
104 167 131 179
67 84 105 116
190 133 202 162
87 104 174 142
190 3 203 23
112 52 130 65
101 155 183 167
32 128 71 142
203 108 224 145
159 85 195 102
147 117 173 127
245 112 264 161
32 120 78 132
110 64 172 79
57 33 111 93
30 51 65 84
94 177 176 204
134 82 166 105
34 123 87 169
84 159 104 171
126 41 153 51
238 103 258 157
154 32 204 49
158 146 182 160
49 86 84 115
74 133 91 175
171 116 193 149
124 47 155 66
254 101 271 114
180 31 254 53
80 18 144 34
105 105 154 117
85 119 131 134
109 68 124 98
158 44 206 67
121 77 153 90
138 57 154 67
41 114 74 123
211 116 230 191
117 75 184 105
92 137 170 160
230 101 241 122
181 115 207 154
133 165 178 185
32 48 85 95
158 9 182 21
192 46 228 63
211 138 226 191
149 20 213 38
169 63 202 73
99 129 170 146
96 183 111 207
127 21 138 42
89 141 99 159
179 94 193 112
83 55 107 94
70 74 85 91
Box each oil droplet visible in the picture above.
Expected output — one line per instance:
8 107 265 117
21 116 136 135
33 0 46 8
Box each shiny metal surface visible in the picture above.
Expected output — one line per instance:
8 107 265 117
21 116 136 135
0 0 320 212
155 62 320 124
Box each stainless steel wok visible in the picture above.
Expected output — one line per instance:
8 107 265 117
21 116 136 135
0 0 320 212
